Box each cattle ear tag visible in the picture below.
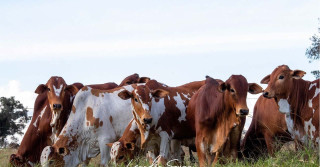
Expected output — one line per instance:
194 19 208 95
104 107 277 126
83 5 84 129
118 90 133 100
125 142 135 151
291 70 306 79
106 143 113 147
260 75 270 84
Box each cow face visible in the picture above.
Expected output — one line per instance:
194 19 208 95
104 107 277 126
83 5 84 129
35 76 78 128
219 75 263 116
118 85 168 129
107 141 135 164
261 65 305 101
40 146 65 167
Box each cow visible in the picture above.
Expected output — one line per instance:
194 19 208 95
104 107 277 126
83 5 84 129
241 95 291 159
190 76 262 167
40 83 150 167
9 76 81 167
117 79 206 165
10 73 147 166
261 65 319 147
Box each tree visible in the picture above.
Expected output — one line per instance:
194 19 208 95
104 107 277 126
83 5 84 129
0 96 29 147
305 19 320 79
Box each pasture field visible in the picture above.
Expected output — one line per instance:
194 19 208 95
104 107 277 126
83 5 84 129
1 144 319 167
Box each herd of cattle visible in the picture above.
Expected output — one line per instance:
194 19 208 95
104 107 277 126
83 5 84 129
8 65 319 167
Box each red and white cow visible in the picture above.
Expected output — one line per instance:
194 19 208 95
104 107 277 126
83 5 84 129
190 76 262 167
40 84 146 167
10 76 81 167
241 95 291 158
261 65 319 146
118 79 205 164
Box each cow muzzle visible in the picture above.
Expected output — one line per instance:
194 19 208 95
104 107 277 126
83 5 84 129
240 109 249 116
143 118 153 124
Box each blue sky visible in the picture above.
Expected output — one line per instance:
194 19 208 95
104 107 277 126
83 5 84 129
0 0 319 114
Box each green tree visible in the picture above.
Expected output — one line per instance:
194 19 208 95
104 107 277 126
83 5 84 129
0 96 29 147
305 19 320 79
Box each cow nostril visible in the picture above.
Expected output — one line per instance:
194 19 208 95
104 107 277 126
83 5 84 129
53 104 62 109
240 109 249 115
263 92 269 97
143 118 152 124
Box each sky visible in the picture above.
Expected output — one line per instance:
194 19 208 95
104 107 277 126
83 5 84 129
0 0 319 138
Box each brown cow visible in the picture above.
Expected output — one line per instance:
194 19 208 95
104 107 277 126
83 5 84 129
241 95 291 159
118 79 205 165
191 76 262 167
261 65 319 147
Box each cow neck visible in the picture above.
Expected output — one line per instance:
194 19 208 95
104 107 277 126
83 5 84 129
287 78 311 129
16 93 50 163
52 91 73 142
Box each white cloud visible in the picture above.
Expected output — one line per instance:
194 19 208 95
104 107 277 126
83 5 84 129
0 32 309 62
0 80 36 111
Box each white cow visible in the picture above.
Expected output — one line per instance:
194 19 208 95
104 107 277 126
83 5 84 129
40 84 140 167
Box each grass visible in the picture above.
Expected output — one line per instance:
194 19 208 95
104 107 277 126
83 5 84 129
1 143 319 167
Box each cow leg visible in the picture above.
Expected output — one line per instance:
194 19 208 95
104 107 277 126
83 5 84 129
98 137 113 166
196 137 206 167
263 132 274 155
189 147 196 163
158 131 171 165
170 139 182 162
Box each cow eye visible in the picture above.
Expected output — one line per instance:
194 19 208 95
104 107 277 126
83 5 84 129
134 98 138 102
118 155 124 160
279 75 284 80
47 88 51 92
230 88 235 93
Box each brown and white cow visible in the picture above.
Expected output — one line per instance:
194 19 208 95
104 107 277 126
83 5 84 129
118 79 206 164
261 65 319 146
191 76 262 167
241 95 291 158
10 76 81 167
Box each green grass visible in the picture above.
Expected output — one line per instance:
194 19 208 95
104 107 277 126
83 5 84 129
2 143 319 167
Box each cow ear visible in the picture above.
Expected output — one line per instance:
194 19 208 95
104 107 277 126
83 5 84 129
248 83 263 94
106 143 113 148
291 70 306 79
118 90 133 100
58 147 68 156
35 84 47 94
260 75 270 84
218 82 227 93
65 85 79 95
124 142 135 151
151 89 169 99
139 77 150 83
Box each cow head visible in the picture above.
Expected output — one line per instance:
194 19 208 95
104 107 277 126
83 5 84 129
40 146 65 167
9 154 28 167
35 76 79 128
118 84 168 129
107 141 136 164
119 73 150 86
261 65 305 101
217 75 263 117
